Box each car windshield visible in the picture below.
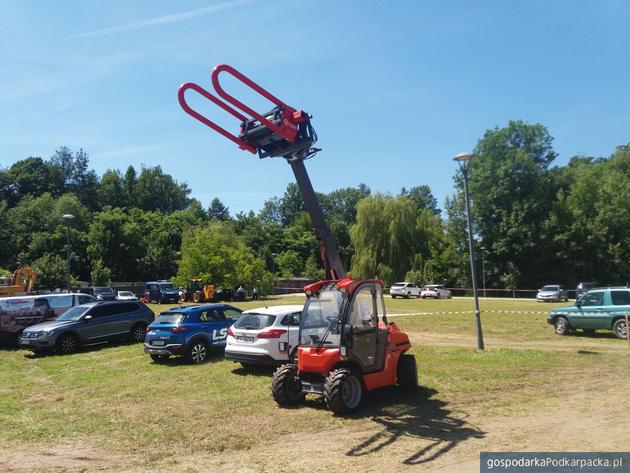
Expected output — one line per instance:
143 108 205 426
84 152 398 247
154 313 186 324
541 286 558 291
234 314 275 330
94 287 113 294
159 284 176 290
299 285 344 347
391 283 404 287
57 305 90 321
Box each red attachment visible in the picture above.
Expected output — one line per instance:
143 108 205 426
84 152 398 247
178 64 305 154
178 82 257 154
257 329 287 339
304 278 383 297
211 64 299 143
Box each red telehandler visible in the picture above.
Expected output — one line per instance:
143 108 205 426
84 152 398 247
178 65 418 414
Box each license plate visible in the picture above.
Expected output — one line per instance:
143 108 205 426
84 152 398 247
236 336 254 343
152 340 165 346
21 339 30 345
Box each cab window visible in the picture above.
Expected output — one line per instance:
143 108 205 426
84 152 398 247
349 286 377 329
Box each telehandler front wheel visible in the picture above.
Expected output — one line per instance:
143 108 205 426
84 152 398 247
271 364 305 406
324 368 364 415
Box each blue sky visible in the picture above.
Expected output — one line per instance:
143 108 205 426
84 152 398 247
1 0 629 214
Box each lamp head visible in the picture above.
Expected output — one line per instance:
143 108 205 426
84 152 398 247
62 213 75 221
453 152 474 162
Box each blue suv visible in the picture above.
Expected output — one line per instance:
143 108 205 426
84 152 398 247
144 281 180 304
144 304 242 363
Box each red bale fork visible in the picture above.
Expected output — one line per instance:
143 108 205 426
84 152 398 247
178 65 418 414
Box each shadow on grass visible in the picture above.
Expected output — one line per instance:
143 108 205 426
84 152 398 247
230 364 277 377
346 387 485 465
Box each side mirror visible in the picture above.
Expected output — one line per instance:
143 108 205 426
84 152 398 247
83 315 93 322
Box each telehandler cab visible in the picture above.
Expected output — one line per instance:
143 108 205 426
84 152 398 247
178 64 418 414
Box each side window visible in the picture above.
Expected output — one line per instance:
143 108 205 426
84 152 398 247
89 305 113 318
581 292 604 307
48 295 73 309
78 295 94 304
280 312 301 326
375 289 386 323
222 308 242 320
611 291 630 305
349 286 377 329
34 298 50 308
199 310 222 322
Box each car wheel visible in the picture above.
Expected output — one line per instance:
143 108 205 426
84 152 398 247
324 368 364 415
554 317 571 336
186 340 208 363
613 319 628 340
130 323 147 342
397 354 418 392
56 333 79 355
421 296 426 299
436 294 440 299
391 295 397 299
406 292 411 298
271 364 305 406
150 354 169 363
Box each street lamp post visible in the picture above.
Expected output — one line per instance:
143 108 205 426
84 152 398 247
453 152 485 351
480 246 487 298
62 214 74 292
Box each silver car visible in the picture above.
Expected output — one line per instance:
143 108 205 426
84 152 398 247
536 285 568 302
389 282 421 299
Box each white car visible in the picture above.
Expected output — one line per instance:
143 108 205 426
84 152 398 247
116 291 138 301
421 284 452 299
225 305 303 367
389 282 421 298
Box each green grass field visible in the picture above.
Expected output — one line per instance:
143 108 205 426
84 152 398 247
1 295 628 471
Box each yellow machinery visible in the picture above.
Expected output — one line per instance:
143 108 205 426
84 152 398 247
180 278 215 303
0 267 37 297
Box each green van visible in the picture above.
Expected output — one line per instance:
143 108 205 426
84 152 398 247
547 287 629 339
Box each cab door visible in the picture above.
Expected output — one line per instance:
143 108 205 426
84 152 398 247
347 283 387 374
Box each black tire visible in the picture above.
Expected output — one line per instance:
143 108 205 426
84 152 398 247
150 354 169 363
324 368 364 415
130 323 147 342
397 354 419 392
613 319 628 340
271 364 305 406
392 295 397 299
192 292 202 303
186 340 208 363
406 292 411 298
554 317 571 336
421 296 426 299
56 333 79 355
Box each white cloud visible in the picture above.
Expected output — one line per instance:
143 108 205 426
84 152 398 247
54 0 256 42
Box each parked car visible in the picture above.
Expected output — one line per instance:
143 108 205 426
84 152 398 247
225 305 303 367
91 286 117 301
421 284 452 299
117 291 138 301
19 301 154 355
547 287 630 339
144 304 242 363
536 284 568 302
389 282 421 299
144 281 180 304
576 281 598 297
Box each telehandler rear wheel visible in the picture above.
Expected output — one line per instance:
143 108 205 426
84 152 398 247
397 354 418 392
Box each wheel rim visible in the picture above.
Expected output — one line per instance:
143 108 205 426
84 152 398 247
60 336 76 354
341 376 362 408
191 343 207 363
617 321 627 338
133 326 146 341
556 319 566 333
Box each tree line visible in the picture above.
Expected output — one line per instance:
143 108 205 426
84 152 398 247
1 121 629 292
